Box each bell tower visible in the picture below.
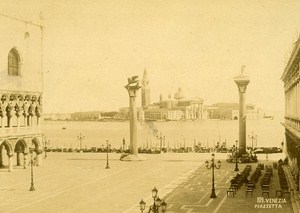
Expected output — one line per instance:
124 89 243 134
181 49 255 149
141 68 150 109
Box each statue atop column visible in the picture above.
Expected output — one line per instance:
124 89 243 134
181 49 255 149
121 75 146 161
234 65 250 154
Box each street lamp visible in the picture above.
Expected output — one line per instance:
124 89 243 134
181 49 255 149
157 133 163 153
106 139 110 169
248 131 257 153
44 139 50 159
77 133 85 153
234 140 239 172
205 153 221 198
281 140 284 152
139 187 167 213
122 138 126 152
29 147 35 191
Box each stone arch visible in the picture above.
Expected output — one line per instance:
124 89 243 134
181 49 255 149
31 137 43 166
14 138 27 153
0 140 13 170
1 140 13 155
14 138 28 167
32 137 42 152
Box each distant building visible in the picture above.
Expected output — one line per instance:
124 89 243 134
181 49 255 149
207 103 256 120
232 108 264 120
281 35 300 183
43 113 71 121
120 70 206 121
144 108 182 121
71 111 102 121
0 14 45 171
144 87 205 121
118 107 144 120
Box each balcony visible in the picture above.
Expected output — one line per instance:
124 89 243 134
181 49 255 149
285 116 300 130
0 126 43 138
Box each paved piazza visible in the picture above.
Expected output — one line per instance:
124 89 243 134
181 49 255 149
0 152 294 213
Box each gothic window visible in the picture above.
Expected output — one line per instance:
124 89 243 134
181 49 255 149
8 48 20 76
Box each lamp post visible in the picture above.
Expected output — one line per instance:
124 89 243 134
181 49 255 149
205 153 221 198
248 131 257 153
139 187 167 213
77 133 85 153
29 147 35 191
123 138 126 152
106 139 110 169
44 139 50 159
235 140 239 171
157 132 163 153
281 140 284 153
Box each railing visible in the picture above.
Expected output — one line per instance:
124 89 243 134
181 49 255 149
0 126 42 137
285 116 300 130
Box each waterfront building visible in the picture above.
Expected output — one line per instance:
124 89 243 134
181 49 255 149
119 70 206 121
144 108 182 121
281 36 300 188
118 107 144 120
207 103 256 120
144 88 206 121
71 111 102 121
0 14 45 171
232 108 264 120
44 113 71 121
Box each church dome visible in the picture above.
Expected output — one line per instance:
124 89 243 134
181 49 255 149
174 88 185 100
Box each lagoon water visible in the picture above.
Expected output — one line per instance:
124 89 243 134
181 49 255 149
42 116 285 150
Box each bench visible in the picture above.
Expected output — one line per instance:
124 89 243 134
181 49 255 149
247 183 255 189
229 187 237 194
262 190 269 197
231 184 239 190
262 185 269 191
227 190 235 197
246 189 253 197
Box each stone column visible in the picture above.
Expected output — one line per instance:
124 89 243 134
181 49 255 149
234 66 250 154
8 153 13 172
121 76 146 161
17 152 21 166
0 150 3 168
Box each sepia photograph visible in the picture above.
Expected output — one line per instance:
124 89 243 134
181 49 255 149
1 0 300 212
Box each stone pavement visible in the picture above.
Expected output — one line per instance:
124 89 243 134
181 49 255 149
0 152 297 213
162 157 295 213
0 152 204 213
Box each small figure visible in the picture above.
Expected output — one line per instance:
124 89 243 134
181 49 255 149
241 65 246 76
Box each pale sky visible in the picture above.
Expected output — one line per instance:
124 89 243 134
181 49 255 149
2 0 300 113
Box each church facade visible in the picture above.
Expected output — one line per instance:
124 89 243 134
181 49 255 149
0 14 44 171
141 70 205 121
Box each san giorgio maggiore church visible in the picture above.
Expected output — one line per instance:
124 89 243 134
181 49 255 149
0 14 45 171
119 69 206 121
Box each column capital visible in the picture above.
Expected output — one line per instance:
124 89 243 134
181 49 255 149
125 85 141 97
